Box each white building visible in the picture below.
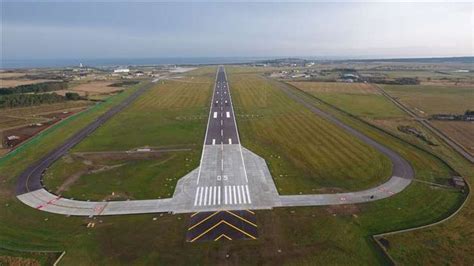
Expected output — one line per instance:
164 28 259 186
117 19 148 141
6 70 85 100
114 68 130 73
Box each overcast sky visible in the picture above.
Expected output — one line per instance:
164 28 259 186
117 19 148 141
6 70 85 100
2 1 473 59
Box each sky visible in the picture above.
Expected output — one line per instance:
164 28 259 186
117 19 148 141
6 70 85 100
1 1 473 60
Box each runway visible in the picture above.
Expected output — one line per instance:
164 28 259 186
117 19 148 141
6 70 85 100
16 66 414 217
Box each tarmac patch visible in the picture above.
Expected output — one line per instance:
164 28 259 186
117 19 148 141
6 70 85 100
186 210 258 242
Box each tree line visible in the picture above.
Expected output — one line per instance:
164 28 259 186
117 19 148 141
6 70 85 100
0 81 68 95
0 81 84 108
0 92 82 108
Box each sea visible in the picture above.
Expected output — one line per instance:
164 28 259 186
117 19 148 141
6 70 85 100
1 57 277 69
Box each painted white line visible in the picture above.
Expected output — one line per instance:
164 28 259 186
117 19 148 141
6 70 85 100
228 138 232 145
221 120 223 126
221 129 223 136
233 186 237 205
203 186 208 206
228 186 233 204
213 112 217 119
208 186 213 206
212 139 215 145
226 112 230 118
224 186 228 205
196 67 220 185
198 187 204 206
213 186 217 205
194 187 201 206
245 185 252 204
217 186 221 205
237 185 242 204
241 186 247 204
216 100 218 103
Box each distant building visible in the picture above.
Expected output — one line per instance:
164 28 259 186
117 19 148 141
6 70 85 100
114 68 130 73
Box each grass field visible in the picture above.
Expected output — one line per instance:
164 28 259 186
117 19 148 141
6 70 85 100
290 81 407 119
382 84 474 116
230 75 392 193
0 67 468 265
43 72 214 200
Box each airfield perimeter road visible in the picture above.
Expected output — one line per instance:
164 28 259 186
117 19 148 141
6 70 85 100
15 82 155 195
16 67 414 216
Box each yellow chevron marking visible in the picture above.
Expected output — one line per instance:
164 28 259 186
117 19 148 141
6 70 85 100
246 209 255 215
214 234 232 241
226 211 257 227
190 220 257 242
188 211 221 231
190 212 199 217
190 220 224 242
220 220 257 240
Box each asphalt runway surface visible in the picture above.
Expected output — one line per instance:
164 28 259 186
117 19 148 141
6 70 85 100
204 66 239 145
16 82 154 195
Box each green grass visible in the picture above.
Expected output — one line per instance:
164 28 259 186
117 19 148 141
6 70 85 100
45 152 198 200
273 76 472 264
229 73 392 193
289 82 407 120
382 84 474 116
0 248 60 265
42 75 214 200
75 79 212 152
